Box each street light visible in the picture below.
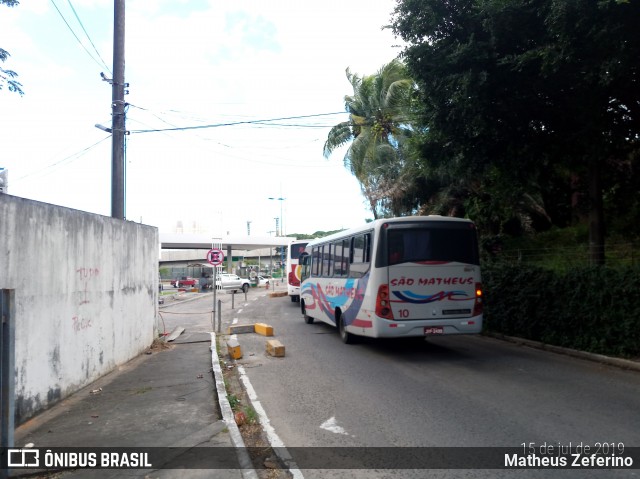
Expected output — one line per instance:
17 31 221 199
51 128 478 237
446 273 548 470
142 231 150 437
268 197 286 236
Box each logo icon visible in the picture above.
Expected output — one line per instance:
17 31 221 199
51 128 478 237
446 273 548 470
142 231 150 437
8 449 40 467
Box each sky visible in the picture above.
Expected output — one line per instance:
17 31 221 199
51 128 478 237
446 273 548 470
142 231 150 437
0 0 402 237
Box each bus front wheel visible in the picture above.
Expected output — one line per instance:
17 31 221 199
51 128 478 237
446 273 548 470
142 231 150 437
301 302 314 324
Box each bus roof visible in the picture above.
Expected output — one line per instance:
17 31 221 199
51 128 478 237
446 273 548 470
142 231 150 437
305 216 474 248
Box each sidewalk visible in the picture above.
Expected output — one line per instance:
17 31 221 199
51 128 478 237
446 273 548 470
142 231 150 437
11 294 253 479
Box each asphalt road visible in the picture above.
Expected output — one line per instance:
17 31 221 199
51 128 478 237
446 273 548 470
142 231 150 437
169 289 640 479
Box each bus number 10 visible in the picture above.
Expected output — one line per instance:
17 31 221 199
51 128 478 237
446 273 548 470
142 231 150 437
398 309 410 318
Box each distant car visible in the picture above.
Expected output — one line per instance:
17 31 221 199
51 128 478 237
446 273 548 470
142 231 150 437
257 276 269 286
171 276 198 288
216 273 250 293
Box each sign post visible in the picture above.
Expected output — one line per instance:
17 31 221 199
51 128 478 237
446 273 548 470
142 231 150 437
207 246 224 332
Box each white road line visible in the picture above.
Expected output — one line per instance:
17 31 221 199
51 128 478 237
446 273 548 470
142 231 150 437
237 365 305 479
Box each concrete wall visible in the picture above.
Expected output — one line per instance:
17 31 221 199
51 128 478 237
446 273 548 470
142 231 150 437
0 195 158 424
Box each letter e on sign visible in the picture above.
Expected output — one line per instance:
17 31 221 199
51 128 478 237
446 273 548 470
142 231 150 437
207 248 225 266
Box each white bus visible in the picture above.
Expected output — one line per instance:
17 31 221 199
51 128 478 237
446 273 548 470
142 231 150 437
286 239 309 302
299 216 483 343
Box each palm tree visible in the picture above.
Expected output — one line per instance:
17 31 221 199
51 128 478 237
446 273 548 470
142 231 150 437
324 59 416 218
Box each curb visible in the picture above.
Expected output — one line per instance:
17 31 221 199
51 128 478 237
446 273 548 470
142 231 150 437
159 291 213 309
484 332 640 372
210 332 258 479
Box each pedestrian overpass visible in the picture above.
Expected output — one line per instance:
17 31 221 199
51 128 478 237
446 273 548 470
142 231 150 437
159 232 296 272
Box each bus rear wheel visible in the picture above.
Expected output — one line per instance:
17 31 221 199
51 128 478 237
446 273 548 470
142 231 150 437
338 313 356 344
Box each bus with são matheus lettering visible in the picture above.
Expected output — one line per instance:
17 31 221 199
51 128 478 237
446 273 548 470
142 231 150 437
286 239 309 302
298 216 483 344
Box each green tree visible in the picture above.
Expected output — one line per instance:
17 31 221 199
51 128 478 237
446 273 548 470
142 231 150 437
1 0 23 95
391 0 640 263
324 59 417 218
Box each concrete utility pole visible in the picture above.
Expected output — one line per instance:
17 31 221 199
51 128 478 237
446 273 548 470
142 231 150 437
111 0 126 219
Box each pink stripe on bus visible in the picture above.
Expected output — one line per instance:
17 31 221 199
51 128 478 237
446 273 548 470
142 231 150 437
352 319 373 328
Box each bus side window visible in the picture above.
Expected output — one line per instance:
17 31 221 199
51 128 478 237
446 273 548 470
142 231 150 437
312 247 320 276
332 242 340 277
363 233 371 263
341 238 349 277
323 245 332 277
349 233 371 278
349 237 355 264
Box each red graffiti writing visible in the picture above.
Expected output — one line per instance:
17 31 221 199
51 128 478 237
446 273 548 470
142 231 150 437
72 316 93 333
76 267 100 279
76 267 100 305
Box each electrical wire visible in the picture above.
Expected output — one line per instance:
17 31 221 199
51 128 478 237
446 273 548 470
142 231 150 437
127 104 420 134
11 136 111 183
49 0 111 73
127 111 348 134
66 0 111 73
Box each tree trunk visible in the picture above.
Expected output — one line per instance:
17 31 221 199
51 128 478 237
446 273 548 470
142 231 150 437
588 160 605 266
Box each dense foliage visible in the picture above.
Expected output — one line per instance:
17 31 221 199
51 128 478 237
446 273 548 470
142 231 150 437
410 0 639 253
482 263 640 357
325 0 640 262
390 0 640 258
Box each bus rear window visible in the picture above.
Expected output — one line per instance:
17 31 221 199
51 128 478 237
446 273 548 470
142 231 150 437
387 225 479 266
290 243 308 260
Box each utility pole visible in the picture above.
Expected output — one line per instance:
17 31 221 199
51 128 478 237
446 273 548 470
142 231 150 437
111 0 126 219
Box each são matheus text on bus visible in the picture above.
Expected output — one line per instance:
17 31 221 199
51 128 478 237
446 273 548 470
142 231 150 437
298 216 483 344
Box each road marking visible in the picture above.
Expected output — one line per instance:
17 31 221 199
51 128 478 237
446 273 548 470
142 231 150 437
232 318 238 325
238 308 243 314
237 365 305 479
320 416 350 436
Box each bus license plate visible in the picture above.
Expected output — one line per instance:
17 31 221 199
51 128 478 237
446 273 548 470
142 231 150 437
424 326 444 335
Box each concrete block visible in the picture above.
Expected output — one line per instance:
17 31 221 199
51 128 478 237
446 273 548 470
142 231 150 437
254 323 274 336
165 326 185 342
227 339 242 359
268 291 288 298
227 324 256 335
266 339 285 357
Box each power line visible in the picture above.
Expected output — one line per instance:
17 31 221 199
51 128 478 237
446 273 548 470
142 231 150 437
127 111 348 134
12 136 111 183
66 0 111 73
49 0 111 73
